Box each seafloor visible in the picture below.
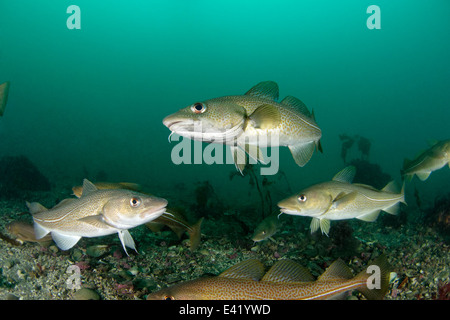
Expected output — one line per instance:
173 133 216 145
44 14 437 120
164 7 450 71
0 183 449 301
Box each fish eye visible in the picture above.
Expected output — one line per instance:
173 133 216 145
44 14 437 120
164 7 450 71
130 197 141 208
164 295 174 300
297 194 307 202
191 102 206 114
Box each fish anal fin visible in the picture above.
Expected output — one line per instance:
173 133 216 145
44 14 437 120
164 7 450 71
317 259 353 282
383 203 400 216
356 210 381 222
417 172 431 181
219 259 265 281
261 259 314 283
245 81 279 101
51 232 81 250
248 104 281 129
288 142 315 167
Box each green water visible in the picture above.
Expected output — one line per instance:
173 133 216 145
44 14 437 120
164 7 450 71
0 0 449 206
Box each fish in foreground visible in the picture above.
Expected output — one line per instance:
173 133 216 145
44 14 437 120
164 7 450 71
251 212 282 242
401 139 450 181
147 254 391 300
27 179 168 255
278 166 406 235
73 182 203 251
0 81 10 116
163 81 322 173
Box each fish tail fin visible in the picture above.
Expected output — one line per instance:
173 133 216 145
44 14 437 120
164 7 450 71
355 254 392 300
187 217 204 251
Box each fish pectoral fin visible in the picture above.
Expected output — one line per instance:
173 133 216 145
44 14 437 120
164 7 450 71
219 259 265 281
78 215 110 229
230 145 246 174
245 81 279 101
310 218 331 236
51 232 81 250
288 141 316 167
118 230 137 256
416 171 431 181
356 210 381 222
261 259 314 283
331 191 357 210
248 104 281 129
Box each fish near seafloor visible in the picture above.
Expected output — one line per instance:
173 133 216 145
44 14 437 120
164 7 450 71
0 81 10 116
27 179 168 255
163 81 322 173
401 139 450 182
147 255 392 300
72 182 204 251
277 166 406 235
251 212 282 242
145 210 204 251
7 221 53 245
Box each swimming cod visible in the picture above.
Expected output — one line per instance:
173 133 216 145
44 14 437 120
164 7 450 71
28 179 168 255
163 81 322 173
401 139 450 181
277 166 405 235
251 212 282 242
147 255 391 300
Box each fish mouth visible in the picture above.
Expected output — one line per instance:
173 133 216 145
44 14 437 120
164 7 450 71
279 208 299 215
139 200 168 220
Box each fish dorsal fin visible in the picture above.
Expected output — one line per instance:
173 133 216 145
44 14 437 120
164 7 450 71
26 201 48 215
280 96 311 117
219 259 265 281
81 179 98 197
332 166 356 183
261 259 314 283
245 81 279 101
248 104 281 129
52 198 76 209
381 181 400 193
318 259 353 282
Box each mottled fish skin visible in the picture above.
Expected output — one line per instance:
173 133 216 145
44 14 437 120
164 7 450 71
401 139 450 181
28 179 168 254
277 166 406 235
163 81 322 171
147 255 391 300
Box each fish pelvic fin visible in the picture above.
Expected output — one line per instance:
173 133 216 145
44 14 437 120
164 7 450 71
118 230 137 256
310 218 330 236
355 254 392 300
230 145 246 174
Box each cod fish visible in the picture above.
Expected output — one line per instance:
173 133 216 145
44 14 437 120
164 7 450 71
278 166 405 235
401 139 450 181
147 255 391 300
163 81 322 173
72 182 203 251
251 212 282 242
0 81 10 116
28 179 168 255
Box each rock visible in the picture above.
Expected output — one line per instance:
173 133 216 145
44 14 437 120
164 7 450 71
73 288 100 300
